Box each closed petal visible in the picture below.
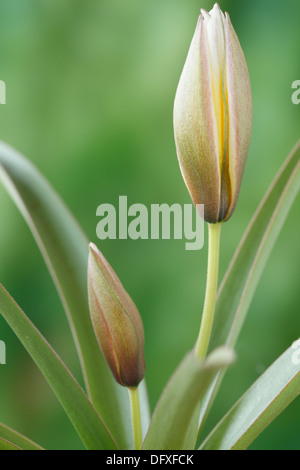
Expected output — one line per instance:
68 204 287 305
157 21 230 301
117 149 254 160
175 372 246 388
206 3 226 163
223 13 253 221
173 16 221 223
88 243 145 387
200 9 210 22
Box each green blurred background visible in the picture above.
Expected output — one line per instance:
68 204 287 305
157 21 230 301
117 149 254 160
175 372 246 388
0 0 299 450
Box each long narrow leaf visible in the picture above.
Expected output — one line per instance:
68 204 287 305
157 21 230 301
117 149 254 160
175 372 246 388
0 423 44 450
197 141 300 433
200 341 300 450
142 347 235 450
0 437 21 450
0 142 149 448
0 283 117 450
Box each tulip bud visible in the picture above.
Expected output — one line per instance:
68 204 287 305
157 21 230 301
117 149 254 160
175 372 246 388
88 243 145 388
173 3 252 223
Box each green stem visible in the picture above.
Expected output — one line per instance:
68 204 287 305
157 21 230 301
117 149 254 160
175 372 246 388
195 223 222 359
129 386 142 450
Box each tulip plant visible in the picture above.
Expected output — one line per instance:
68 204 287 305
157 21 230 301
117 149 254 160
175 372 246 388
0 3 299 451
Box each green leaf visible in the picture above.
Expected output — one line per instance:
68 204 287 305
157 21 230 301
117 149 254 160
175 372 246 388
197 141 300 433
200 341 300 450
0 437 21 450
0 283 117 450
0 142 150 448
142 347 235 450
0 423 44 450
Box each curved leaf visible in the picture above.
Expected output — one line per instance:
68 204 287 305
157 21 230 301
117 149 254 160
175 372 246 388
142 347 235 450
0 142 150 448
197 141 300 434
0 423 44 450
0 437 21 450
200 341 300 450
0 283 117 450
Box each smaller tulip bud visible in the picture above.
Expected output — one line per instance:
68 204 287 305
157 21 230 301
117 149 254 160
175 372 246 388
88 243 145 388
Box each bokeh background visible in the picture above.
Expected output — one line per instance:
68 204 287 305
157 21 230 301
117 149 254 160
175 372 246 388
0 0 299 450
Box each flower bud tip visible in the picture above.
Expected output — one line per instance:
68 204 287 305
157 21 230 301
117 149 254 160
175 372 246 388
88 242 145 388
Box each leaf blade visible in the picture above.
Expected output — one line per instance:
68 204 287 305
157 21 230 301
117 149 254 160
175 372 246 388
0 283 117 450
142 347 235 450
200 341 300 450
212 141 300 349
198 141 300 433
0 142 149 448
0 437 21 450
0 423 44 450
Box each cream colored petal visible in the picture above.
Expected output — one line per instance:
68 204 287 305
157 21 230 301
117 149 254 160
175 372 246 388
173 16 221 223
200 9 211 22
207 4 225 72
205 3 227 169
223 13 252 221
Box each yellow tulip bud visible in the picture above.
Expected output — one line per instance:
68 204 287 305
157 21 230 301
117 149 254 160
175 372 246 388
88 243 145 388
173 3 252 223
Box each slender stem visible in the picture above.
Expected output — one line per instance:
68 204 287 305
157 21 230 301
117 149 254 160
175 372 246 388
195 222 222 359
129 386 142 450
